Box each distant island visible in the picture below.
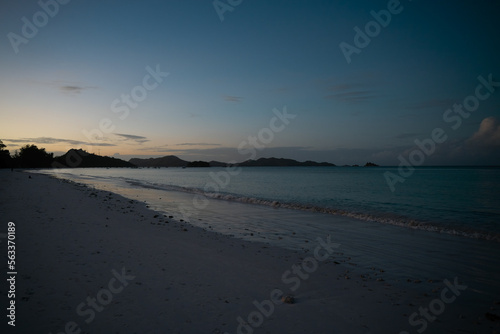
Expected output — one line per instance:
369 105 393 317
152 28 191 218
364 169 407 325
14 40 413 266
237 157 335 167
128 155 336 168
127 155 378 168
0 143 379 169
54 149 135 168
129 155 187 168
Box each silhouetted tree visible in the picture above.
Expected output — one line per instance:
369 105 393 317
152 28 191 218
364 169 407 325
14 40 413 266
0 140 12 168
14 144 54 168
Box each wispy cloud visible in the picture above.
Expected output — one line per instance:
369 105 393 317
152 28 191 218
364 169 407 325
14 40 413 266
114 133 150 144
50 79 98 95
176 143 220 146
27 79 98 95
223 95 243 102
4 137 83 145
2 137 116 147
59 85 93 94
137 145 170 153
324 83 378 103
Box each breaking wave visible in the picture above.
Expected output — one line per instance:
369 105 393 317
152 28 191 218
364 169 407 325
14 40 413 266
123 178 500 243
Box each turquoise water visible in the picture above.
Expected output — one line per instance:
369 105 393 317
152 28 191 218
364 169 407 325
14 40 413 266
40 166 500 241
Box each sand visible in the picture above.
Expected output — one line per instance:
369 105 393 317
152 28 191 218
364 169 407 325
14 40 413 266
1 170 499 333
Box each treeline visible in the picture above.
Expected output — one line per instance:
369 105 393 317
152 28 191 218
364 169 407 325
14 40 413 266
0 141 134 168
0 142 53 168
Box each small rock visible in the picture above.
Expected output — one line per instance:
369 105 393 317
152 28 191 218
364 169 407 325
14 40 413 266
485 312 500 322
281 295 295 304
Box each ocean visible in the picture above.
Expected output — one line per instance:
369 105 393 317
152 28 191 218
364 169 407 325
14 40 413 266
38 166 500 240
35 166 500 302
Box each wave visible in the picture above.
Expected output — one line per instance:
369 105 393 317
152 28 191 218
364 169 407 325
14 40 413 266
120 178 500 243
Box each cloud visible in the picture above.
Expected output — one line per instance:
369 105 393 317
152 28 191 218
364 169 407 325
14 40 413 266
25 79 97 95
114 133 150 144
223 96 243 102
54 82 97 95
176 143 220 146
2 137 116 147
324 83 378 103
466 116 500 147
85 142 117 147
4 137 84 145
137 145 170 153
60 85 86 94
385 116 500 166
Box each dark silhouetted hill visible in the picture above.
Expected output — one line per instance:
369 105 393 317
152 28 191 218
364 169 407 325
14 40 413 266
186 161 210 167
208 160 230 167
54 149 135 168
128 156 337 167
129 155 188 167
238 157 335 167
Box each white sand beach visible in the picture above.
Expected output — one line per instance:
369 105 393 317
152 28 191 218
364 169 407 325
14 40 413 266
1 170 499 333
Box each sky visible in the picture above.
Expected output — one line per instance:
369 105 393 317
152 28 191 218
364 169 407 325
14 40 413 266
1 0 500 165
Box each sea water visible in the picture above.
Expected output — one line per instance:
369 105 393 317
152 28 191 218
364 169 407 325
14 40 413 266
35 166 500 302
39 166 500 240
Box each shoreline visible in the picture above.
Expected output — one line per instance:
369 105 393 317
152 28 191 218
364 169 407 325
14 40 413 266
35 167 500 243
1 170 499 333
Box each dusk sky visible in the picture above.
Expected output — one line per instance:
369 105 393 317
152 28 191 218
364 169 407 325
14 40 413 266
1 0 500 165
